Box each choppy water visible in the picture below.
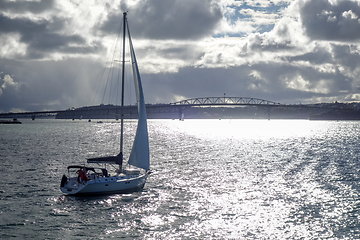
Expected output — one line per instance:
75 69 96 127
1 119 360 239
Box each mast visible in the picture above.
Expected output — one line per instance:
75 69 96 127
119 12 127 166
87 12 149 170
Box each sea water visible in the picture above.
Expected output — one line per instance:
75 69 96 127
0 119 360 239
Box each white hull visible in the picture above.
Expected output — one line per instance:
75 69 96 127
61 173 148 195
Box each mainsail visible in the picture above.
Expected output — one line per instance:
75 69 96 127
88 15 149 171
127 22 150 171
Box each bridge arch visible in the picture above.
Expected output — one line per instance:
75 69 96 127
171 97 281 106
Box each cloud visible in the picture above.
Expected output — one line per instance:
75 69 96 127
0 0 55 14
1 74 18 89
0 58 106 112
239 0 293 8
300 0 360 42
0 74 19 100
286 45 332 65
0 9 103 59
101 0 222 40
2 0 360 113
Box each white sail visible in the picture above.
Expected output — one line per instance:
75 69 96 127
127 24 150 171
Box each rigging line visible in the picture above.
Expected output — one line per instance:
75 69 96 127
91 61 108 106
102 63 111 104
107 59 115 104
111 43 122 106
105 40 120 104
100 19 123 105
110 58 121 106
79 3 117 106
115 54 122 106
108 59 119 105
125 61 133 106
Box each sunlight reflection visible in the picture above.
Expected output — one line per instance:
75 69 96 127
44 120 360 239
141 215 165 227
160 119 333 141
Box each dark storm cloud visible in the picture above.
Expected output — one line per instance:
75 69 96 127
0 58 105 112
285 42 360 81
0 0 54 14
300 0 360 41
331 44 360 71
102 0 222 40
285 47 333 65
0 14 103 59
157 45 204 61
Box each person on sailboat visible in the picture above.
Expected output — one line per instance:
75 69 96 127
76 168 88 183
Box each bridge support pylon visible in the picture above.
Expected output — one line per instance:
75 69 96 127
179 108 184 121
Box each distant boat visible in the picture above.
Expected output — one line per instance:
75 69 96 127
0 118 22 124
60 12 150 195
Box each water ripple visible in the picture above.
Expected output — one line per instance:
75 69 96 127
1 119 360 238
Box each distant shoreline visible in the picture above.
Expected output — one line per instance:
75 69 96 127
54 103 360 121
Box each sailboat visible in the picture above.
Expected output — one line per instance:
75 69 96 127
60 12 150 195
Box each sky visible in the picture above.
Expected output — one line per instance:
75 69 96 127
1 0 360 112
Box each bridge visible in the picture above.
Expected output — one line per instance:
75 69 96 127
171 97 281 106
0 96 319 120
0 110 65 119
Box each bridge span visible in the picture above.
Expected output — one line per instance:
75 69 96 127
171 97 281 106
0 96 318 120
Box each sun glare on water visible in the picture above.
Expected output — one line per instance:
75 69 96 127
164 119 327 141
147 119 351 238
